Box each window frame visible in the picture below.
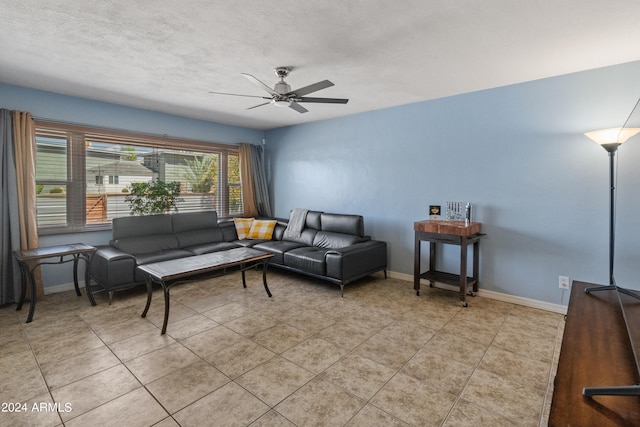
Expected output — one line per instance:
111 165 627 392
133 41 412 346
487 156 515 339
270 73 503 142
35 121 242 235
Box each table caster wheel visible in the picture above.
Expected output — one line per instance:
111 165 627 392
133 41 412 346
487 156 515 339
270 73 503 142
461 301 468 307
467 291 476 297
416 290 420 296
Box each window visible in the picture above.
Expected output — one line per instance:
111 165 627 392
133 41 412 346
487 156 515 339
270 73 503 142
35 122 243 234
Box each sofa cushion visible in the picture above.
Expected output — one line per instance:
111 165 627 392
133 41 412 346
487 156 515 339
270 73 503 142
247 219 277 239
306 211 323 230
321 213 364 237
252 241 307 264
134 249 193 265
219 220 240 241
282 228 318 246
176 228 224 248
172 211 218 233
313 231 366 249
112 233 179 255
234 217 254 240
184 241 240 255
284 247 328 276
112 214 172 240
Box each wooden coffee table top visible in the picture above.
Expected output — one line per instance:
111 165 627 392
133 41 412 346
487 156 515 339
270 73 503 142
138 247 272 282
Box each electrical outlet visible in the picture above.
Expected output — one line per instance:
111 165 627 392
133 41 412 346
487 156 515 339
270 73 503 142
559 276 570 290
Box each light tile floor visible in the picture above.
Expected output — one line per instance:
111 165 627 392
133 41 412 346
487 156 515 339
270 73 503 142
0 270 564 427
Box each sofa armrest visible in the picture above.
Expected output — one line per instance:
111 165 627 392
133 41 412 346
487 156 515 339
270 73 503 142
90 245 140 290
325 240 387 281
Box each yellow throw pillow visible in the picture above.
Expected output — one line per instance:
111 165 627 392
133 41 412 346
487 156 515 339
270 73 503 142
247 219 277 240
234 217 254 240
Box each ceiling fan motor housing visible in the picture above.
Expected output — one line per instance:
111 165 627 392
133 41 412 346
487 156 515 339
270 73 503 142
274 81 291 95
274 67 292 95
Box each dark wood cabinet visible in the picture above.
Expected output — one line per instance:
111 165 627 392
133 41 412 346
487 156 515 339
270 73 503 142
549 281 640 426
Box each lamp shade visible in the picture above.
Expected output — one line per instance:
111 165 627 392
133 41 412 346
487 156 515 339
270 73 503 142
585 127 640 152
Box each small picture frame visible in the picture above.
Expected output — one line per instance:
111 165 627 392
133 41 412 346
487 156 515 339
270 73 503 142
429 205 441 219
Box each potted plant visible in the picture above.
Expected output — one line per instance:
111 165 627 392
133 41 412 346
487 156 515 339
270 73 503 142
125 180 182 215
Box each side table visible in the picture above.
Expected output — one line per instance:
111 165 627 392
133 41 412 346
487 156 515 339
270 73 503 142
13 243 97 323
413 220 483 306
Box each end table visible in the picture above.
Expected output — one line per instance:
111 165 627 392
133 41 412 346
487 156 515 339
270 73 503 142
14 243 97 323
413 220 483 306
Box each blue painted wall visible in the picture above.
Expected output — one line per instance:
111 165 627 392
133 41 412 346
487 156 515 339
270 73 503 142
265 60 640 305
3 60 640 306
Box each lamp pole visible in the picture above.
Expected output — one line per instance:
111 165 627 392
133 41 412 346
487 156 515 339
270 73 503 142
603 144 619 287
583 128 640 292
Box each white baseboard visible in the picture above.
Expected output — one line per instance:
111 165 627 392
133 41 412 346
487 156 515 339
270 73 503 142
44 270 568 315
44 282 84 295
388 271 567 315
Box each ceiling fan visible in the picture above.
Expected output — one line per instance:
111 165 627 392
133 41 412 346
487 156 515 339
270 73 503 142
210 67 349 114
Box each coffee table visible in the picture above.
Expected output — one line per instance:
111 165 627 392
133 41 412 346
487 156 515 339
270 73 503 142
139 247 273 334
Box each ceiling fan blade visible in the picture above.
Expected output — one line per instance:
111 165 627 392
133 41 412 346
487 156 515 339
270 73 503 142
288 101 309 114
296 97 349 104
209 91 269 99
242 73 278 96
287 80 334 97
247 102 271 110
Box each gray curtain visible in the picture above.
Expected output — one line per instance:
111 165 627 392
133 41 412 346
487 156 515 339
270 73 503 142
250 144 272 217
0 109 22 304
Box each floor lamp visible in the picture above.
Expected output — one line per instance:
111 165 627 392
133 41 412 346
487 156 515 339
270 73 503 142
583 127 640 294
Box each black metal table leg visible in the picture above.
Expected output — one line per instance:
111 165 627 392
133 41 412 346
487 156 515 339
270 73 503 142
141 276 153 318
26 268 37 323
16 261 27 311
83 253 97 306
72 254 82 296
241 263 247 288
262 259 272 297
161 282 170 335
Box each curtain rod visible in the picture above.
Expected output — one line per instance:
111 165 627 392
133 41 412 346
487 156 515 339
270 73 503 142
32 116 241 149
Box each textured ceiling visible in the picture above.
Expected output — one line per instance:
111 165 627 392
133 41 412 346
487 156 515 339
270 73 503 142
1 1 640 130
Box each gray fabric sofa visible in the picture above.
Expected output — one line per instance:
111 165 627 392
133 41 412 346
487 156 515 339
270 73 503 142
90 210 387 300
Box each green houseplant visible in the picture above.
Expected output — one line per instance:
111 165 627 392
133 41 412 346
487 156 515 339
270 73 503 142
125 180 182 215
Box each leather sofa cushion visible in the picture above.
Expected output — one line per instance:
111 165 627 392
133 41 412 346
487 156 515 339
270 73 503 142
282 228 318 246
184 241 240 255
252 240 307 264
284 247 328 276
321 213 364 236
305 211 323 230
113 214 172 240
172 211 218 233
112 233 179 255
219 220 240 241
313 231 365 249
134 249 193 266
176 228 224 248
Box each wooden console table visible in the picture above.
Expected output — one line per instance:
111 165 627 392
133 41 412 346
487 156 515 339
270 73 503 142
413 220 482 306
13 243 97 323
549 281 640 426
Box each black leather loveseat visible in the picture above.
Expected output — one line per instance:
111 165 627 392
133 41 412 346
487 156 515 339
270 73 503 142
90 210 387 300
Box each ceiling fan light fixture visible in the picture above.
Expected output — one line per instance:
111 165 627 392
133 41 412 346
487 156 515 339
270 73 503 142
272 99 291 108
